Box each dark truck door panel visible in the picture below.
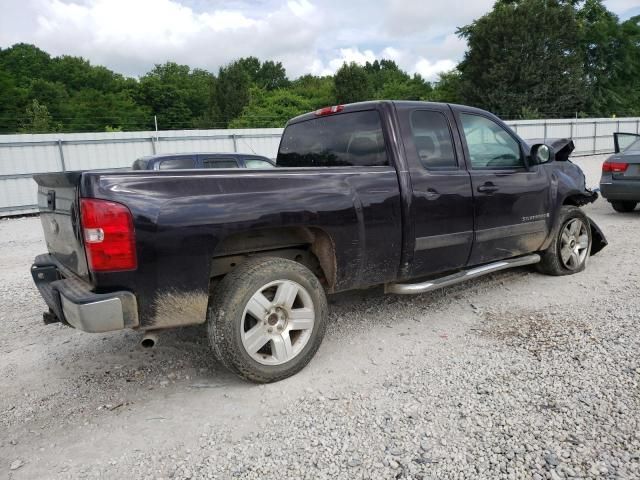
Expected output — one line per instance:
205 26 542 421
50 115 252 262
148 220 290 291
395 104 474 278
454 110 551 264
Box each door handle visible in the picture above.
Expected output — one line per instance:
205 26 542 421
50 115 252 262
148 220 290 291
424 188 440 200
477 183 499 194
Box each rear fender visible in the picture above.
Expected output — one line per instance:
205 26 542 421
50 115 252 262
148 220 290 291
589 217 607 256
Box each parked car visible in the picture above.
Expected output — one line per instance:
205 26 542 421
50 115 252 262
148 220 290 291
600 133 640 212
31 101 606 383
132 153 276 170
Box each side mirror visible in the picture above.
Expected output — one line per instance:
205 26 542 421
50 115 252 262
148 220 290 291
530 144 555 165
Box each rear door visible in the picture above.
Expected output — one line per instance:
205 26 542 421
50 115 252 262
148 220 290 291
395 103 474 277
453 107 551 265
614 133 640 154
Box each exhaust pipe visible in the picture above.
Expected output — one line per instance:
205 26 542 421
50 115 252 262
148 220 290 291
141 332 158 348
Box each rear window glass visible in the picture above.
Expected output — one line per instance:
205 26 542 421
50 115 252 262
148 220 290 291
244 158 275 168
158 157 195 170
277 111 388 167
202 158 238 168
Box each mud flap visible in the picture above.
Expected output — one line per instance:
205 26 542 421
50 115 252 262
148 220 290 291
588 217 607 256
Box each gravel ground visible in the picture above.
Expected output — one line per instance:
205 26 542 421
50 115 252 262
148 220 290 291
1 154 639 480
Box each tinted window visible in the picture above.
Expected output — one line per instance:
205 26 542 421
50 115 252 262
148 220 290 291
410 111 457 169
277 111 388 167
158 157 195 170
460 114 523 169
244 159 275 169
203 159 239 168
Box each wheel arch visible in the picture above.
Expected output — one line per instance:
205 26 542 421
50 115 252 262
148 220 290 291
211 226 337 291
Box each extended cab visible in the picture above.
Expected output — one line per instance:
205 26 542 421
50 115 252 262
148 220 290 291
31 101 606 383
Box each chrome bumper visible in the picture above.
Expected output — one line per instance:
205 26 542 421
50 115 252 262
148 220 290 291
31 254 138 333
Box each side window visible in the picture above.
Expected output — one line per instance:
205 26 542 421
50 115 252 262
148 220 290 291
202 158 239 169
244 159 275 169
158 157 195 170
277 110 388 167
460 114 523 169
410 110 457 169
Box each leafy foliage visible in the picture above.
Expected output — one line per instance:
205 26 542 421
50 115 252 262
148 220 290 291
0 4 638 135
19 99 59 133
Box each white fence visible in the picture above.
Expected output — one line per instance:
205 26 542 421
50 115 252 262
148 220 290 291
0 128 282 216
1 117 639 217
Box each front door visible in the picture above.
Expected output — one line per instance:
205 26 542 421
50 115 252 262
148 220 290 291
396 104 474 278
454 109 551 265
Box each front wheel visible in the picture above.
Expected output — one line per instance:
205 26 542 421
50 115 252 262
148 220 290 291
537 206 592 276
207 256 328 383
611 201 637 213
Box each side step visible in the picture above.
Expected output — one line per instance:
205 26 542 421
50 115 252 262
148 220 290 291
385 254 541 295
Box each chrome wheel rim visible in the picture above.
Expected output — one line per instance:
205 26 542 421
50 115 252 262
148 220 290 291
241 280 315 366
560 218 589 270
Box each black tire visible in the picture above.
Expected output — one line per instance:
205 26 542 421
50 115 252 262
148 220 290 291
207 256 328 383
611 201 637 213
537 206 592 276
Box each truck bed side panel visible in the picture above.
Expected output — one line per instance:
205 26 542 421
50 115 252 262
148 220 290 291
80 168 402 329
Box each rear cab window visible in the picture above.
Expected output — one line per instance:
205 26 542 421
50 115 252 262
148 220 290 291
202 158 239 169
277 110 388 167
157 157 196 170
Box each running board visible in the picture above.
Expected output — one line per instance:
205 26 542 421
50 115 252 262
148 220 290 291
385 254 541 295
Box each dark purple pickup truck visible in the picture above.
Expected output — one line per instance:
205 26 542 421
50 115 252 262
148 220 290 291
31 101 606 383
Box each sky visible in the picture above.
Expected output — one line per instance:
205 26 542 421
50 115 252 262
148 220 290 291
1 0 639 80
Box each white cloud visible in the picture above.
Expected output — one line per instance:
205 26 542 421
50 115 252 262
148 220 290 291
0 0 634 80
287 0 315 18
326 47 376 72
414 58 457 80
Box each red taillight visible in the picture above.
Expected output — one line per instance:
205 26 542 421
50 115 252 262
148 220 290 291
80 198 137 272
602 160 628 173
315 105 344 116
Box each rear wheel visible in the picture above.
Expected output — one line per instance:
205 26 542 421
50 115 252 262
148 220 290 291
611 201 637 213
207 256 328 383
537 206 591 276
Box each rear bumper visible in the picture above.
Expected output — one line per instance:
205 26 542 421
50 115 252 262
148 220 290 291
600 180 640 201
31 254 138 333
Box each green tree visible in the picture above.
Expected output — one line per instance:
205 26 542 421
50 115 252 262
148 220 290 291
137 62 213 129
429 70 463 103
19 99 59 133
214 60 252 127
0 68 28 133
229 88 314 128
256 60 289 90
62 89 150 132
577 1 640 115
334 62 373 104
290 75 335 108
457 0 586 118
0 43 51 86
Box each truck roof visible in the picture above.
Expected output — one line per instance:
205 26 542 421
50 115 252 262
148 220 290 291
286 100 450 125
286 100 492 126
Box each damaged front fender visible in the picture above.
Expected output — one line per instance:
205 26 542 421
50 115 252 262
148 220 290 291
589 217 607 256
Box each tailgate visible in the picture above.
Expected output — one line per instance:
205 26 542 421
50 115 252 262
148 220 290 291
33 171 90 280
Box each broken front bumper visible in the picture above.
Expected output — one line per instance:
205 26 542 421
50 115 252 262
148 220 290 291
31 254 138 333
